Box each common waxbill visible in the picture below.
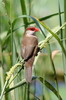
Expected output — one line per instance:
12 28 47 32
21 27 39 83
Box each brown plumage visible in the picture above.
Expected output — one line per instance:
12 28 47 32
21 27 39 83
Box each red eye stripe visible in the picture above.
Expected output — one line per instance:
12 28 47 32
26 27 39 32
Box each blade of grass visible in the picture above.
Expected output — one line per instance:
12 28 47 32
20 0 28 28
28 0 31 19
39 22 66 50
6 66 24 88
11 12 64 32
42 16 60 94
0 80 8 100
12 15 46 37
24 85 27 100
5 79 40 100
37 20 66 57
0 61 24 99
27 83 30 100
46 44 59 96
58 0 63 40
5 77 62 100
28 12 64 25
64 0 66 84
0 67 6 100
50 53 59 90
39 77 62 100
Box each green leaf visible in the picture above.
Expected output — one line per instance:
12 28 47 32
28 12 64 25
12 15 45 37
20 0 28 28
63 0 66 84
5 77 62 100
38 21 66 57
39 77 62 100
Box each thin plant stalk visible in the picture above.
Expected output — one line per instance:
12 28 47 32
20 0 28 28
27 83 30 100
0 80 8 100
64 0 66 84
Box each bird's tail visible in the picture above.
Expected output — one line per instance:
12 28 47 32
25 66 32 83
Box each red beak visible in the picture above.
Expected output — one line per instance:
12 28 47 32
34 28 39 32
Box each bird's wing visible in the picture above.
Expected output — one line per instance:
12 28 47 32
21 36 38 61
21 45 35 60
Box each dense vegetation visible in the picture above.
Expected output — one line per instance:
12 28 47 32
0 0 66 100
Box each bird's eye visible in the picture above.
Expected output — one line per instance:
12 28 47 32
30 28 34 31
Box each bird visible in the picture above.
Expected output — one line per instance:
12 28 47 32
21 27 39 83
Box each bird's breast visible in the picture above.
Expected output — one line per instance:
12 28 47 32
22 34 38 46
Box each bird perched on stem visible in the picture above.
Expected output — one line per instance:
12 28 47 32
21 27 39 83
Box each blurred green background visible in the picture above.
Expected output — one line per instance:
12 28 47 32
0 0 66 100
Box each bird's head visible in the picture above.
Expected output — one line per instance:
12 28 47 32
25 27 39 35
